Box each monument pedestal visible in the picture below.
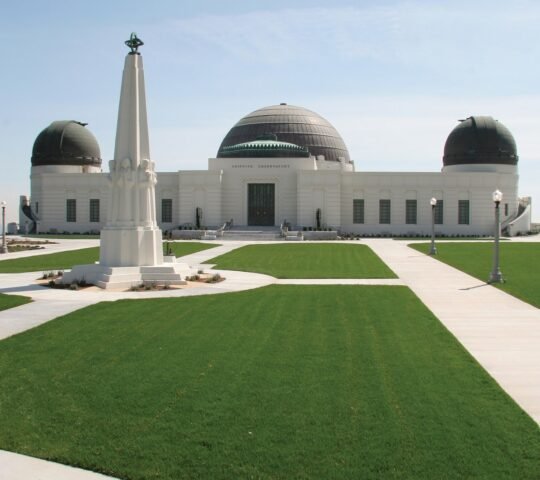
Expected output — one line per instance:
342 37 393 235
62 261 192 290
100 226 164 267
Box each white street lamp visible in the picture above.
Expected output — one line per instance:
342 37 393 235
0 201 7 254
488 189 503 283
429 197 437 255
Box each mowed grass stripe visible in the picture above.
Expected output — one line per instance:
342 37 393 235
410 242 540 308
208 243 396 278
0 285 538 479
0 242 217 274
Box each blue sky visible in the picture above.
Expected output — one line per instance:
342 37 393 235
1 0 539 223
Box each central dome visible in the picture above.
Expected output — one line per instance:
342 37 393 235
217 104 350 162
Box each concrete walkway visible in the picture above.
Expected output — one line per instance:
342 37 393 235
364 239 540 425
0 450 118 480
0 237 539 478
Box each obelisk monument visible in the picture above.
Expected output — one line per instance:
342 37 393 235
62 34 190 289
100 33 163 267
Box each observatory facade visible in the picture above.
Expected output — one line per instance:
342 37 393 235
22 104 531 237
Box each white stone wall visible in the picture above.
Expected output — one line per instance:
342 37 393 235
155 173 179 230
27 159 525 235
339 171 519 235
31 171 109 233
297 171 341 228
178 171 222 227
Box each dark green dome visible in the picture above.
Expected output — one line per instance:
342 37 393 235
217 104 350 162
31 120 102 167
220 134 310 158
443 116 518 167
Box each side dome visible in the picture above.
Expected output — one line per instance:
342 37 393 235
217 104 350 162
443 116 518 167
31 120 102 167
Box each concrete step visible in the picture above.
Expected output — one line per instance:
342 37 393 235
222 230 282 241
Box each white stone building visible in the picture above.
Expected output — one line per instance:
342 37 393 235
21 104 531 237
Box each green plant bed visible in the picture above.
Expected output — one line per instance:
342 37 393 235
0 243 219 274
410 242 540 308
0 285 538 480
22 234 101 239
208 243 396 278
0 293 31 312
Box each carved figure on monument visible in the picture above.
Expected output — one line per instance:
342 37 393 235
138 159 157 225
119 158 135 222
108 157 137 224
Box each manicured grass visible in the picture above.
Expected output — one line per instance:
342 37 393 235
0 285 538 480
208 243 396 278
410 242 540 308
167 241 219 258
0 243 218 274
0 293 31 311
0 247 100 273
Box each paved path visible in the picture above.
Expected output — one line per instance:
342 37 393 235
364 239 540 425
0 237 539 478
0 450 118 480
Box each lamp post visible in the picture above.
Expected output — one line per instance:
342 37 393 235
429 197 437 255
488 189 503 283
0 201 7 254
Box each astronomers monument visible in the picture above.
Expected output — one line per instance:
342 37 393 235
62 34 187 289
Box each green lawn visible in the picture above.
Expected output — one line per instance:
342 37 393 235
208 243 396 278
0 247 100 273
167 241 219 258
0 243 218 274
0 285 537 480
0 293 31 312
410 242 540 308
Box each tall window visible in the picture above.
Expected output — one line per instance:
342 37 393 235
35 202 39 215
405 200 417 224
434 200 443 225
161 199 173 223
353 199 364 224
379 199 391 224
458 200 470 225
504 203 509 216
89 199 100 223
66 199 76 222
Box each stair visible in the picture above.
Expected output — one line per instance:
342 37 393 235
221 227 282 241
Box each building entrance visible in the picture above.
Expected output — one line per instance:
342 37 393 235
248 183 275 226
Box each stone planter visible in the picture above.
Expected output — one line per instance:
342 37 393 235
302 231 338 240
171 229 205 240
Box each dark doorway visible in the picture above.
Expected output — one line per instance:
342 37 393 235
248 183 275 226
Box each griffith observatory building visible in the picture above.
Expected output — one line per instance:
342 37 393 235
21 68 532 238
